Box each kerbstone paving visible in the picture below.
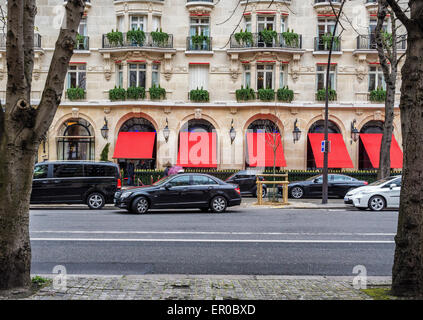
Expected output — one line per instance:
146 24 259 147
2 275 392 300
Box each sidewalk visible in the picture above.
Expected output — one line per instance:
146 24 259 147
2 275 391 300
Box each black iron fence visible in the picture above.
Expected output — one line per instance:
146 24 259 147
230 33 302 49
0 33 41 48
356 34 407 50
102 32 173 49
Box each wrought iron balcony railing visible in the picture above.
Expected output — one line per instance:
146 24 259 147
186 36 212 51
314 36 341 52
102 32 173 49
356 34 407 50
75 35 89 50
0 33 42 48
230 32 302 49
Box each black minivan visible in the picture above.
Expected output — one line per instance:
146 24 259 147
31 161 121 209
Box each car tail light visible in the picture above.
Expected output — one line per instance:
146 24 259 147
364 181 368 185
117 179 122 189
235 187 241 195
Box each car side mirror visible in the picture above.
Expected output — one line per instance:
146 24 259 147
164 183 171 189
314 179 319 183
389 183 396 189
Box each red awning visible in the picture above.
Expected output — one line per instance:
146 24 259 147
308 133 354 168
246 132 286 167
113 132 156 159
359 133 403 168
177 132 217 168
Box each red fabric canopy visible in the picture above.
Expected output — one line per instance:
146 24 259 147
359 133 403 168
308 133 354 168
246 132 286 167
113 132 156 159
177 132 217 168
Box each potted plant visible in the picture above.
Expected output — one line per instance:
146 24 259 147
281 29 299 47
75 33 86 50
369 87 386 102
277 86 294 102
149 84 166 100
189 87 209 102
126 86 145 100
151 28 169 47
257 88 275 101
109 86 126 101
127 28 146 46
191 32 209 50
321 33 339 50
260 29 277 46
234 29 253 47
66 86 85 100
316 88 337 101
235 85 255 101
106 29 123 47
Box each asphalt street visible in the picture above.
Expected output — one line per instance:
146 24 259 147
29 204 398 276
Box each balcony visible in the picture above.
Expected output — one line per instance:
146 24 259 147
313 36 342 53
313 0 341 13
101 32 174 51
229 32 302 50
0 33 42 49
186 0 215 14
186 36 212 52
355 34 406 52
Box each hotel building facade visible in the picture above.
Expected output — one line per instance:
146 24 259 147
0 0 405 170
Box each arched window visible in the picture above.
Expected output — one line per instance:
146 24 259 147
359 120 384 169
57 118 94 160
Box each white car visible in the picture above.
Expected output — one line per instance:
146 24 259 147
344 176 401 211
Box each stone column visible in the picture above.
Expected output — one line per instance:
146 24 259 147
250 61 257 92
274 63 280 90
122 61 128 88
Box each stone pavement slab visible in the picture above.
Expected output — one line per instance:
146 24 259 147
1 275 391 300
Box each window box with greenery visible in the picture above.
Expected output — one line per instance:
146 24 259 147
260 29 277 46
235 85 255 101
66 86 85 101
151 28 169 47
190 33 210 50
127 86 146 100
258 88 275 101
127 28 146 46
321 33 340 50
75 33 87 50
281 29 300 48
277 86 294 102
234 29 253 47
106 30 123 47
109 86 126 101
189 87 209 102
369 88 386 102
316 88 337 101
149 84 166 100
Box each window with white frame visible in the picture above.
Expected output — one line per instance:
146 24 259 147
117 16 124 32
368 66 386 91
152 16 161 32
152 64 160 86
116 64 123 87
78 17 87 36
130 16 145 31
244 16 251 32
316 64 336 90
318 18 336 37
189 17 209 36
257 64 274 90
280 64 288 88
67 64 86 89
281 16 287 33
128 64 146 88
243 64 251 88
189 64 209 90
257 16 275 32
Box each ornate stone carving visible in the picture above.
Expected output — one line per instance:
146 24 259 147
355 54 367 82
194 108 202 119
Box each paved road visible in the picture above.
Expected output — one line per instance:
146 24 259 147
29 205 398 276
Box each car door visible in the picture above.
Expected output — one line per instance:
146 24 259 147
330 175 349 197
30 163 51 203
190 175 219 206
385 177 401 208
309 175 323 196
51 163 84 202
154 175 192 208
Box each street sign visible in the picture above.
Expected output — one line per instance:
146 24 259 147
321 140 331 153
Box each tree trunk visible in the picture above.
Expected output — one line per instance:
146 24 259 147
0 0 84 291
391 23 423 297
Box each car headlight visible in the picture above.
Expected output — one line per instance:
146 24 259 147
120 192 133 199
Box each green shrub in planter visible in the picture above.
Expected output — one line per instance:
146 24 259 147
189 87 209 102
106 30 123 46
277 86 294 102
235 85 255 101
234 29 253 46
321 33 339 49
149 84 166 100
316 88 337 101
109 86 126 101
369 88 386 102
126 86 145 100
258 88 275 101
191 33 209 48
66 86 85 100
260 29 277 45
75 33 85 49
281 29 299 47
127 29 146 46
151 28 169 46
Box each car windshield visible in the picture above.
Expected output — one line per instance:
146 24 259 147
306 175 321 181
368 176 397 186
152 175 174 186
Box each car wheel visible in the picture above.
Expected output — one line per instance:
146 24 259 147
132 196 149 214
254 188 267 198
368 195 386 211
87 193 105 210
210 196 227 213
290 186 304 199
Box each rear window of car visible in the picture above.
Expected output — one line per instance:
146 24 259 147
53 164 83 178
192 175 218 185
84 165 117 177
